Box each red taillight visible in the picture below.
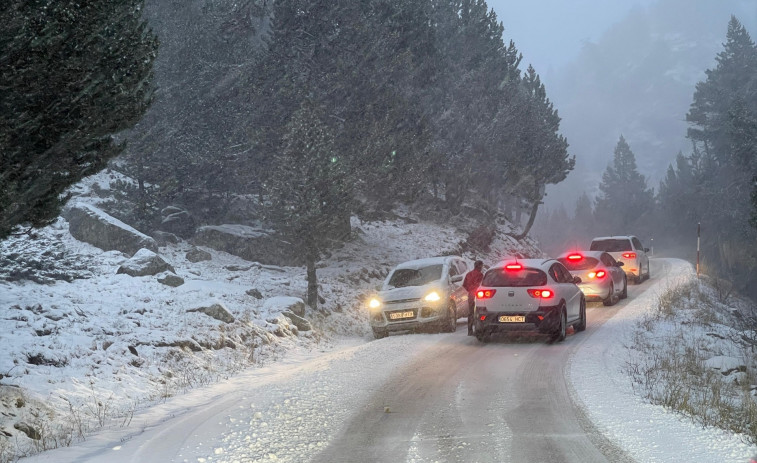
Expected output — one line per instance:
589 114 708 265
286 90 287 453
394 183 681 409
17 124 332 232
479 315 486 321
505 263 522 270
527 289 554 298
622 252 636 259
588 270 606 279
476 289 496 299
567 253 583 261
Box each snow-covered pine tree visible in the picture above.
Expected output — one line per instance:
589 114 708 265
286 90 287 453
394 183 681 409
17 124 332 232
0 0 158 239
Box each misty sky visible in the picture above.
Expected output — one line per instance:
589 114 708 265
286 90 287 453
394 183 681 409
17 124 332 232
487 0 656 78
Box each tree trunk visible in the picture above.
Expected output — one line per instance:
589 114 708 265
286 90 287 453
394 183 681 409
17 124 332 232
306 249 318 310
508 195 542 241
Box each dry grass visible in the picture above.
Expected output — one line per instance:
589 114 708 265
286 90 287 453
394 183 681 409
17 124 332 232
625 278 757 444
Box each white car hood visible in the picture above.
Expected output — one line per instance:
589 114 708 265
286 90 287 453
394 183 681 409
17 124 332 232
379 284 438 301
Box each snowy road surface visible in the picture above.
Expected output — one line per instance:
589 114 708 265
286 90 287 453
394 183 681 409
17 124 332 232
23 258 755 462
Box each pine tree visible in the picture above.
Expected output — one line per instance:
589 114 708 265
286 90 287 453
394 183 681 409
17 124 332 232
594 136 654 234
263 100 351 310
0 0 158 239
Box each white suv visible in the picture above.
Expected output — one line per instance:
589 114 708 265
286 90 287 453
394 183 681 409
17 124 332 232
367 256 470 339
589 235 650 284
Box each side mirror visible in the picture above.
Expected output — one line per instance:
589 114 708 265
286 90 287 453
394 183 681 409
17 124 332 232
573 276 582 284
644 248 650 253
616 262 624 267
451 275 463 283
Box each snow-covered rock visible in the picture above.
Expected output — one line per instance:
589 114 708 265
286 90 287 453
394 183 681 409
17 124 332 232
63 203 157 255
116 248 175 276
263 296 306 317
187 302 235 323
192 224 300 266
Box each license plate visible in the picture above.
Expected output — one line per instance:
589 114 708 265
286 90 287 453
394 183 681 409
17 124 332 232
499 315 525 323
389 310 414 320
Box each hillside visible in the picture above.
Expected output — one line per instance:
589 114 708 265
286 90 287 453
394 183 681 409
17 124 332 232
0 172 541 460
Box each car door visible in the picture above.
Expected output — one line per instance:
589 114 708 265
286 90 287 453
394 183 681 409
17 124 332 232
550 263 581 321
632 237 649 274
447 259 466 315
454 259 470 315
601 252 624 295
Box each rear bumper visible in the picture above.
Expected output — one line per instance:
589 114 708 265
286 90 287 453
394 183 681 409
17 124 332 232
473 305 561 335
578 282 611 301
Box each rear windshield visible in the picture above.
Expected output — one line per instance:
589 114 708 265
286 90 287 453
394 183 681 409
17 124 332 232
481 268 547 287
387 264 443 288
558 257 599 271
590 239 631 252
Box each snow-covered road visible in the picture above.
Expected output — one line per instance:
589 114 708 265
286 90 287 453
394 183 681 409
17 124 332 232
22 258 756 463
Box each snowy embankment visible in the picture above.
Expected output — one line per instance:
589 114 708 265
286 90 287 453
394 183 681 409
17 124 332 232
570 258 757 462
0 183 539 460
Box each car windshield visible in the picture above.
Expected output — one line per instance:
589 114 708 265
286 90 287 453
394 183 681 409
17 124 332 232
481 268 547 287
590 239 632 252
558 257 599 271
387 264 443 288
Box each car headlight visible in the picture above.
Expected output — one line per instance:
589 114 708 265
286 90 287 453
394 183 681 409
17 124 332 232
368 298 382 309
424 291 441 302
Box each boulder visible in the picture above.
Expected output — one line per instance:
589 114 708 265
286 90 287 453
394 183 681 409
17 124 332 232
117 249 175 277
158 272 184 287
186 247 212 263
152 230 179 246
263 296 306 317
159 207 196 238
63 203 157 255
187 303 235 323
191 224 300 266
282 311 312 331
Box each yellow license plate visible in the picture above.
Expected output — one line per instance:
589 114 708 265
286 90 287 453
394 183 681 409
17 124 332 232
499 315 525 323
389 310 414 320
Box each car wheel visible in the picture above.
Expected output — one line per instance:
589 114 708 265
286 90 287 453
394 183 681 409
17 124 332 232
442 303 457 333
620 276 628 299
646 263 651 281
602 283 616 306
574 297 586 332
372 328 387 340
550 306 567 343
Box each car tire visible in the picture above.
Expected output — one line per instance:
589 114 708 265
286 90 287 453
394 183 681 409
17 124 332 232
442 303 457 333
620 277 628 299
550 306 567 343
646 263 651 281
574 297 586 332
602 283 616 306
372 328 387 340
476 331 491 343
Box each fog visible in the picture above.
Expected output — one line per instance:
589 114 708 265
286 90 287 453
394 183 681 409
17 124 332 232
489 0 757 212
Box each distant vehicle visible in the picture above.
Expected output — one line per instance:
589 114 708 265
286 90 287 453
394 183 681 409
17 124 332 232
589 235 651 284
472 258 586 343
367 256 470 339
557 251 627 306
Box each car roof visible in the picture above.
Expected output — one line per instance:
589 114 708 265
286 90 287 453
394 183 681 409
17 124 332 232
591 235 635 241
557 250 606 259
393 256 457 270
490 258 555 271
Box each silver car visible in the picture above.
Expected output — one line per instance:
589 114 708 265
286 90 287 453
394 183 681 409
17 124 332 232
589 235 651 284
473 258 586 343
557 251 627 306
367 256 470 339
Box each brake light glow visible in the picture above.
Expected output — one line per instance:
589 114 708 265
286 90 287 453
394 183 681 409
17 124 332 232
622 252 636 259
567 254 583 261
527 289 554 298
476 289 496 299
505 263 522 270
588 270 606 279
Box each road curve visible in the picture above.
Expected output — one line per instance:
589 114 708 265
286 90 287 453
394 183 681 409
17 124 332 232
313 261 667 463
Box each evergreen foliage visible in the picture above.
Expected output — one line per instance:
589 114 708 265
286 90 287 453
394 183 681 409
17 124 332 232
0 0 158 239
594 136 654 234
656 16 757 298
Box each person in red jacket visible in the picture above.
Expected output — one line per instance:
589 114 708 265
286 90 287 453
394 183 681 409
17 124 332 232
463 260 484 336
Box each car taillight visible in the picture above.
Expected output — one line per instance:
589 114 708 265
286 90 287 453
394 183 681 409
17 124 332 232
567 253 583 261
505 263 522 270
622 252 636 259
527 289 554 298
588 270 606 279
476 289 496 299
